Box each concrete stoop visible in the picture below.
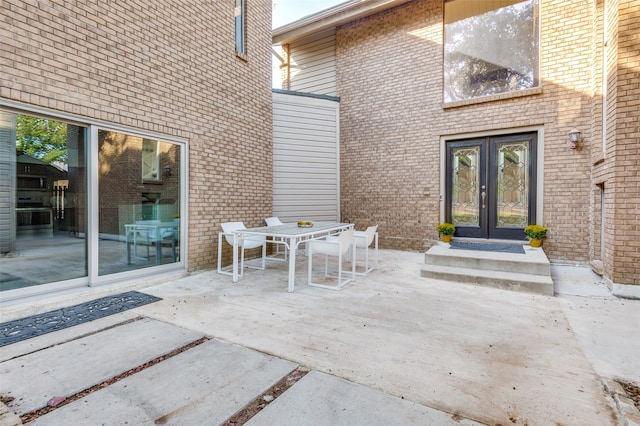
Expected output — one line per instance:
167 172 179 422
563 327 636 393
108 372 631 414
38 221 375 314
421 242 554 296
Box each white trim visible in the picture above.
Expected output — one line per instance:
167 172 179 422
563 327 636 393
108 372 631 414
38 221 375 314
0 277 89 305
180 142 188 267
335 100 341 222
89 125 99 285
439 125 545 226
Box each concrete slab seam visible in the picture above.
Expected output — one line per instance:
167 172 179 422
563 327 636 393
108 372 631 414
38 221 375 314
17 336 209 424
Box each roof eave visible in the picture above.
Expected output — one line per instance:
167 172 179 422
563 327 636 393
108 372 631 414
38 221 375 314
272 0 414 45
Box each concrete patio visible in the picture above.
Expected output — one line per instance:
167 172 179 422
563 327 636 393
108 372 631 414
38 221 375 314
1 249 639 425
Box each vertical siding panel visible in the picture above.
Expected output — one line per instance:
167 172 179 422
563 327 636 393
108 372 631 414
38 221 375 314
272 91 340 222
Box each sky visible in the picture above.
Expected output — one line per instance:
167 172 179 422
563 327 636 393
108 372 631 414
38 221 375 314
271 0 345 87
272 0 346 29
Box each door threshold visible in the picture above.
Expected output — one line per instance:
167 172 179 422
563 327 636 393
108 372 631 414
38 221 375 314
453 237 528 246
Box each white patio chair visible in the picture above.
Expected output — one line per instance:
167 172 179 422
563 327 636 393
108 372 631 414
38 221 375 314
217 221 266 277
307 228 355 290
265 216 287 261
352 225 379 276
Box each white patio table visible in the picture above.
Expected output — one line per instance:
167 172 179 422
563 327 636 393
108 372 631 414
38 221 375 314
231 221 353 292
125 221 179 265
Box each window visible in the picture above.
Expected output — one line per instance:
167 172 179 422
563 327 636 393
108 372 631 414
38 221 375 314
444 0 539 103
142 138 160 181
235 0 246 56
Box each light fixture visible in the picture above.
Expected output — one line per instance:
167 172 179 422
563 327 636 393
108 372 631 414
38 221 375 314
164 166 172 176
568 127 581 149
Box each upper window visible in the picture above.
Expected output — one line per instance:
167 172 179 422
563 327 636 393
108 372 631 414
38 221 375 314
142 138 160 181
443 0 539 103
235 0 246 56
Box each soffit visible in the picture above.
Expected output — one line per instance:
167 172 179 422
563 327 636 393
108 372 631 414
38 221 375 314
445 0 525 24
272 0 415 45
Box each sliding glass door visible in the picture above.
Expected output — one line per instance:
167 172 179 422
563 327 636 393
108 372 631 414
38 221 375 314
0 110 185 297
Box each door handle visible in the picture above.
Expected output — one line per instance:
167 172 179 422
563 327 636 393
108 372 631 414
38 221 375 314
481 191 486 209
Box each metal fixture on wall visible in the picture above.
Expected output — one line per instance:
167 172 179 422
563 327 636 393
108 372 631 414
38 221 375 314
568 127 581 149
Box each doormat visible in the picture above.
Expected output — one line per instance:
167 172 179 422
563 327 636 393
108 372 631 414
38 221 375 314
449 241 526 254
0 291 162 347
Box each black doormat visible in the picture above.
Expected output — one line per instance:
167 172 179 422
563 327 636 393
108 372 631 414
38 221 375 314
449 241 526 254
0 291 162 347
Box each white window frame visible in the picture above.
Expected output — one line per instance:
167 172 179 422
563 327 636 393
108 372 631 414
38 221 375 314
235 0 246 57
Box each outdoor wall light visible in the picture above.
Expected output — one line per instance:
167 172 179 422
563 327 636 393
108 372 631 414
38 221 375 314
568 127 581 149
164 166 172 176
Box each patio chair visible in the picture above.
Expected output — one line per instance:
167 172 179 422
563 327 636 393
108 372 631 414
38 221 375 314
217 221 266 277
307 227 355 290
352 225 379 276
265 216 287 261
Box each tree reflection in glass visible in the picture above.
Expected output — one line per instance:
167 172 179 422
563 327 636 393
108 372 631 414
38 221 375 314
444 0 539 102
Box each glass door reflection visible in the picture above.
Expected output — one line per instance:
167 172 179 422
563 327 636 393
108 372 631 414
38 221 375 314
97 130 181 275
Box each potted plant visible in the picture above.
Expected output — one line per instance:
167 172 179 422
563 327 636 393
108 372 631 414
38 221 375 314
436 223 455 243
524 224 548 247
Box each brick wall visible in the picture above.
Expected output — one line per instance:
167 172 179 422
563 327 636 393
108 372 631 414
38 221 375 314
336 0 640 285
0 0 274 272
337 0 596 259
599 0 640 284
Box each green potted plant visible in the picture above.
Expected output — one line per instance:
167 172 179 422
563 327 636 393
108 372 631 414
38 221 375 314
524 224 548 247
436 223 455 243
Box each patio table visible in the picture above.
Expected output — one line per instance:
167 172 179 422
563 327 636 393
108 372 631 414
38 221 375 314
232 222 353 292
125 221 179 265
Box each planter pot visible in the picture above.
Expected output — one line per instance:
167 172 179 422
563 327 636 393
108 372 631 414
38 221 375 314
530 238 542 247
441 234 452 243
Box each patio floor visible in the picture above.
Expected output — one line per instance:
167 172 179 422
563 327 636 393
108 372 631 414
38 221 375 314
1 249 638 425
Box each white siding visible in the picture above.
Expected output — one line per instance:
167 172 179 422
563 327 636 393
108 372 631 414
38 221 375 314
287 29 337 96
272 91 340 222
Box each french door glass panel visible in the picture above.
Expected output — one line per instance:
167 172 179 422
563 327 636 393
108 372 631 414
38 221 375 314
451 145 481 227
495 141 529 228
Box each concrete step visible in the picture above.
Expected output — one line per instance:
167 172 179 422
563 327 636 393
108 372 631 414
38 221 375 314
421 242 554 296
424 243 550 276
420 263 554 296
